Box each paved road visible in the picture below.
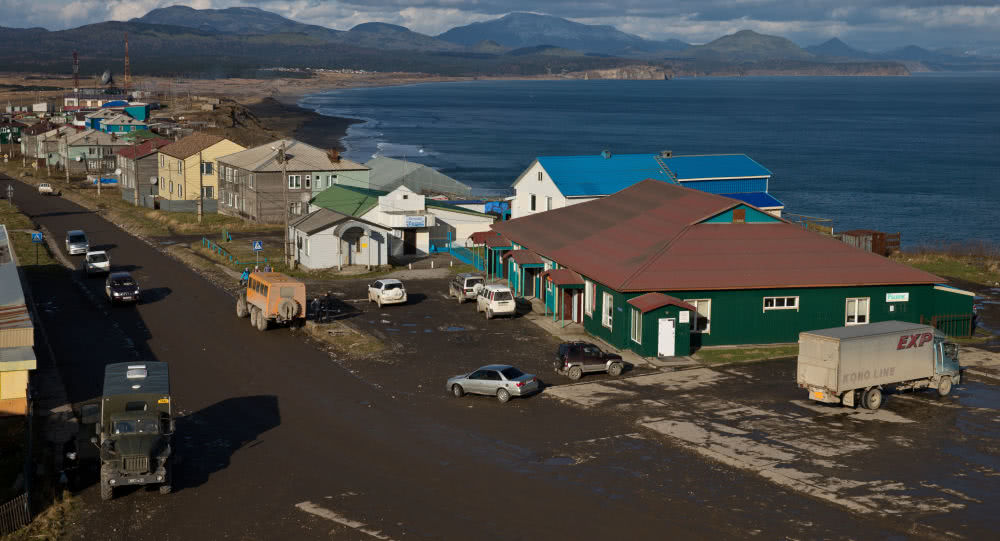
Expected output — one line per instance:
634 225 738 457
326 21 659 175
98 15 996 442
7 176 934 540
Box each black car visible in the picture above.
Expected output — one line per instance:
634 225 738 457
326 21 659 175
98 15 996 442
555 341 625 380
104 271 140 304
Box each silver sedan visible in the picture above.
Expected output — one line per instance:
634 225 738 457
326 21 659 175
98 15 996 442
446 364 540 403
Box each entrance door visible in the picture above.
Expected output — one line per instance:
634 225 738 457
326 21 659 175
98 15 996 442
658 318 676 357
562 289 573 321
403 229 417 255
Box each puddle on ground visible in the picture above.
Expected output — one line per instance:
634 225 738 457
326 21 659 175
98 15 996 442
424 329 433 333
402 323 416 327
386 328 399 332
159 240 176 245
543 456 575 466
445 326 466 332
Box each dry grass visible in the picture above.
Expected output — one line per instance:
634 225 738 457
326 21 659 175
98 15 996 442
894 241 1000 286
2 490 79 541
304 320 385 358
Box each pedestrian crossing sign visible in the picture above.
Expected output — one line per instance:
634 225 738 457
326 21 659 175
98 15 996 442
252 240 264 252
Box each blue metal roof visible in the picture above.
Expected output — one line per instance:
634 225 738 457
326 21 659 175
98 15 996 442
535 153 771 197
535 154 673 197
663 154 771 181
719 192 784 208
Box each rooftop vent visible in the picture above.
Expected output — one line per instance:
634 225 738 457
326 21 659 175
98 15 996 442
600 149 612 159
327 149 341 163
660 150 672 158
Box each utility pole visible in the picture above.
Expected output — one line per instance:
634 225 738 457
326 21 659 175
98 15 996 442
197 150 204 224
132 139 139 206
280 141 289 265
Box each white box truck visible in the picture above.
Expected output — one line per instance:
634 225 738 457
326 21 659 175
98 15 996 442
797 320 962 410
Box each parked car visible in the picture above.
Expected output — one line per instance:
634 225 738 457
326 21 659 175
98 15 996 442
65 230 89 255
105 271 140 304
449 273 485 304
83 250 110 275
368 279 407 307
37 183 54 195
446 364 540 403
476 285 516 319
554 341 625 380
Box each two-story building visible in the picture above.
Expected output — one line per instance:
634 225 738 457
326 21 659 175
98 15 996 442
84 109 123 131
101 114 147 134
61 129 131 174
216 139 368 223
156 133 244 202
510 150 783 219
491 180 971 358
117 138 170 202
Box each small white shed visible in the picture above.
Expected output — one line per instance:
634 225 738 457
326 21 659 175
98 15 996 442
289 208 391 270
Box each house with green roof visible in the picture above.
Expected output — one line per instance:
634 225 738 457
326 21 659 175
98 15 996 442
310 184 494 258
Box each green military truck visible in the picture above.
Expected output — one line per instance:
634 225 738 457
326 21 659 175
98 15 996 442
89 362 175 500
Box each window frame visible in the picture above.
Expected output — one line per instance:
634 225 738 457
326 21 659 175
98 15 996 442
684 298 712 333
845 297 870 326
530 193 536 211
584 280 595 316
537 171 542 181
602 292 613 329
763 296 799 312
288 174 301 189
630 307 642 344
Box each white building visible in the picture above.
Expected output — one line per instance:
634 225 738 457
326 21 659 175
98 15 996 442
288 209 391 270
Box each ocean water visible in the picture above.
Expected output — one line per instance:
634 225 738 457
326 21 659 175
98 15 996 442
298 74 1000 246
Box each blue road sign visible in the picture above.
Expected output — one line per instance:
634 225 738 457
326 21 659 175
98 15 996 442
252 240 264 252
31 232 43 243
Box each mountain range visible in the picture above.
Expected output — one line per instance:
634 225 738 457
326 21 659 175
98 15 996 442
0 6 995 78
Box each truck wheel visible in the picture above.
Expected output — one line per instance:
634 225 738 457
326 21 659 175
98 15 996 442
496 388 511 403
256 311 269 331
236 294 248 318
937 376 953 397
567 366 583 380
451 384 464 398
249 307 258 328
100 465 113 501
862 387 883 410
608 362 623 377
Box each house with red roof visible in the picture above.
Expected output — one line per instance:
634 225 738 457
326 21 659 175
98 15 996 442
116 138 170 203
490 179 973 357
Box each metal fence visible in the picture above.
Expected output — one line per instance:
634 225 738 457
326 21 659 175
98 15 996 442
428 234 486 271
922 313 975 338
0 493 30 535
201 237 270 268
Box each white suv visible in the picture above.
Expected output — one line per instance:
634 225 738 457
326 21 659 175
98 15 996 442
368 279 407 307
84 250 111 275
476 285 516 319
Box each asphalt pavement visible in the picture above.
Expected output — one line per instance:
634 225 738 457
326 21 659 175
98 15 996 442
5 175 972 540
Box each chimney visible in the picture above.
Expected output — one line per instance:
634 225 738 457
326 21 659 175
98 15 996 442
327 149 341 163
660 150 672 158
601 149 612 159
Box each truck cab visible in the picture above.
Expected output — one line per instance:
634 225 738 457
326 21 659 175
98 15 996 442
91 362 174 500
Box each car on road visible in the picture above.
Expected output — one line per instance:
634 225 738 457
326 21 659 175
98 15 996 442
37 183 54 195
476 285 515 319
105 271 140 304
554 341 625 380
368 279 407 307
84 250 110 275
449 273 485 303
65 229 89 255
447 364 540 403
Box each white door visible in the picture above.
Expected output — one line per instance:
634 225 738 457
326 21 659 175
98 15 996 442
658 318 676 357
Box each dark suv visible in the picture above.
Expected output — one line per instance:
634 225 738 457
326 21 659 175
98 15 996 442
554 341 625 380
449 273 486 304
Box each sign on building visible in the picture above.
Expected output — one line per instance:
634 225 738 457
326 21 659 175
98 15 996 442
405 215 426 228
885 292 909 303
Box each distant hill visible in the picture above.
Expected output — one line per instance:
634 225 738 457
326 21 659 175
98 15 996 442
805 38 875 60
681 30 813 61
470 40 509 54
505 45 586 57
437 12 688 55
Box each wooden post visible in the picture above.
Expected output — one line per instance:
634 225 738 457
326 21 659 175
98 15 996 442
197 150 204 224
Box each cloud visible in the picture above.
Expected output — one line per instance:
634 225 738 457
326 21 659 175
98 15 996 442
1 0 998 50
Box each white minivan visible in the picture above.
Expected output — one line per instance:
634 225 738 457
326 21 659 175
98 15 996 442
476 285 516 319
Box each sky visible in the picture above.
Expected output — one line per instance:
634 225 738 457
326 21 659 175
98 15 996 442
1 0 998 52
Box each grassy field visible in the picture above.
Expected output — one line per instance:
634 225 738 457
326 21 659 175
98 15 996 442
695 344 799 364
894 242 1000 286
0 199 60 272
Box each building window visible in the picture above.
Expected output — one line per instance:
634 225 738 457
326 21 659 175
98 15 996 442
355 238 362 253
178 184 183 198
288 175 301 189
631 308 642 344
846 297 870 325
763 296 798 311
327 174 336 188
602 292 613 329
537 171 542 181
202 162 214 175
305 175 311 189
305 237 311 256
733 208 746 223
169 180 173 194
585 280 595 316
176 159 182 173
684 299 711 333
546 196 552 211
202 186 213 198
530 194 536 211
249 174 255 189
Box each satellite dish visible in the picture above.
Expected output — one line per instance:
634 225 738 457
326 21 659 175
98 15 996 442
100 70 112 85
114 168 122 175
75 155 82 162
150 177 158 185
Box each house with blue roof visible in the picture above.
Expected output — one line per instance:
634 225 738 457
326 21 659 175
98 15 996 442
510 150 783 219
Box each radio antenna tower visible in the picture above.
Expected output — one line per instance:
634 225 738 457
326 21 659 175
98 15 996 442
123 32 131 95
72 51 79 93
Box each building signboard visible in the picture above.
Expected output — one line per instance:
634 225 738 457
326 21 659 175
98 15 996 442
405 215 426 228
885 292 909 303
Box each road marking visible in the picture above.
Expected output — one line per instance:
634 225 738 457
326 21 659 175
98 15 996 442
295 501 395 540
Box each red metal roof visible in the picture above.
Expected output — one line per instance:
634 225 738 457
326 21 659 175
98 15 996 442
502 250 543 265
482 234 512 249
543 268 584 287
117 138 170 159
491 179 941 292
627 293 696 313
469 230 499 244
